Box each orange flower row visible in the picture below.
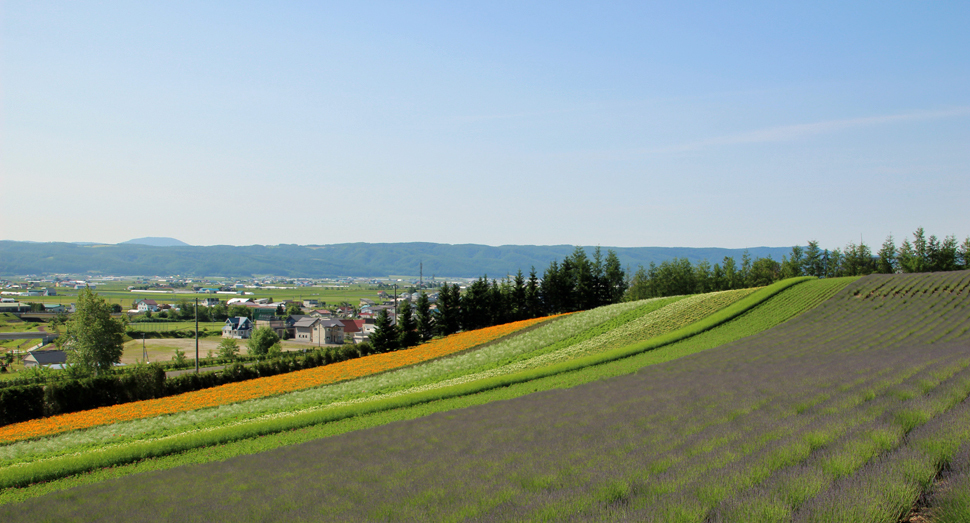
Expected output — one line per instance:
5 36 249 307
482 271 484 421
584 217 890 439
1 315 558 444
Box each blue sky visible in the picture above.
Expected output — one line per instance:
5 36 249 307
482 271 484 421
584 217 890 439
2 1 967 249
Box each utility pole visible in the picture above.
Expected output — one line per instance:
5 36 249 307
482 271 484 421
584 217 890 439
195 297 199 373
419 261 423 288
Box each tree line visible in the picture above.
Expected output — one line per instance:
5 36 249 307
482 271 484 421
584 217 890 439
368 247 628 352
626 227 970 300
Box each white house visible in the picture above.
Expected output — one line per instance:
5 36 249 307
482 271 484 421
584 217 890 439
222 317 253 339
136 299 160 313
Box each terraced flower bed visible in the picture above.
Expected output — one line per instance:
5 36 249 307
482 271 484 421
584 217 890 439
0 314 559 444
0 282 807 495
3 273 964 521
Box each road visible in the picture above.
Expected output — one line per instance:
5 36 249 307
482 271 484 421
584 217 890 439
0 332 58 341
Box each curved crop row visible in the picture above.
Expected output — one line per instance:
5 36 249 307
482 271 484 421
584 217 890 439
4 275 924 520
0 279 817 491
0 292 740 466
369 288 761 397
0 300 656 460
0 315 559 445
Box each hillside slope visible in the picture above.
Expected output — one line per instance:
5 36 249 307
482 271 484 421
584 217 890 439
0 277 851 514
4 273 966 521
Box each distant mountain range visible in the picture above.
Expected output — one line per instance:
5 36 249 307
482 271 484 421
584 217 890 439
0 241 796 278
119 237 192 247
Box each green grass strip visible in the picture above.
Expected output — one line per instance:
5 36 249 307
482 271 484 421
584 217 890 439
0 278 812 491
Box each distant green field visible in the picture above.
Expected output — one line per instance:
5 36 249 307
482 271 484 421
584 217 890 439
27 285 385 309
125 321 225 333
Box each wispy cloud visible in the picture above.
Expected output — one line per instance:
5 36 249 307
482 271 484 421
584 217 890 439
650 106 970 154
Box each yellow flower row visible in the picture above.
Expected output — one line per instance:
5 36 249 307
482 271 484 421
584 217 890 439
0 316 557 444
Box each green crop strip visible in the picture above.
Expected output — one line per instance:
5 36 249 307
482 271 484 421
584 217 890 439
0 278 828 501
0 297 657 465
0 290 749 469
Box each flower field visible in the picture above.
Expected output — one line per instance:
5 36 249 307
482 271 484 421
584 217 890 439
0 272 960 522
0 286 782 481
3 272 969 521
0 299 653 464
9 272 969 522
0 315 557 444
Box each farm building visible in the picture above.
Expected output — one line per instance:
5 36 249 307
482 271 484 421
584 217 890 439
315 319 345 344
0 302 29 313
225 298 253 306
22 349 68 368
292 317 345 345
308 309 332 319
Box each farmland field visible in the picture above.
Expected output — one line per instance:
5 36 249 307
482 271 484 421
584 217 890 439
19 283 384 310
125 321 224 333
0 286 772 479
1 272 968 522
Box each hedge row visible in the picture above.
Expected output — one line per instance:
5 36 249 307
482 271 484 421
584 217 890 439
0 365 165 425
163 345 365 396
0 343 376 427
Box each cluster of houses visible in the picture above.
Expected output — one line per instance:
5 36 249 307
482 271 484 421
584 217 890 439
221 314 374 345
215 292 443 346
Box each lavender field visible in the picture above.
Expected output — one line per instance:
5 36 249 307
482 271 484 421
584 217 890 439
3 272 970 522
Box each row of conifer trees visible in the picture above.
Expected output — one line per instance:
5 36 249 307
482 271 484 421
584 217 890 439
367 247 628 352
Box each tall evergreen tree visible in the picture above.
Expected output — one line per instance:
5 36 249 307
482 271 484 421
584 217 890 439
694 260 713 293
897 238 917 273
804 240 824 277
487 279 506 326
781 246 804 278
603 250 627 303
841 241 874 276
525 267 541 318
826 248 843 277
877 235 897 274
740 251 752 287
370 308 399 352
461 277 490 330
541 260 565 314
512 270 527 321
711 263 726 291
397 300 419 349
415 291 434 342
930 235 959 272
568 247 596 311
625 265 648 301
913 227 928 272
591 247 607 307
434 283 460 336
722 257 740 289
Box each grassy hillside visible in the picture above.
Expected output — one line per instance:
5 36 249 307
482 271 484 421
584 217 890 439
6 272 962 522
3 271 965 521
0 277 852 511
